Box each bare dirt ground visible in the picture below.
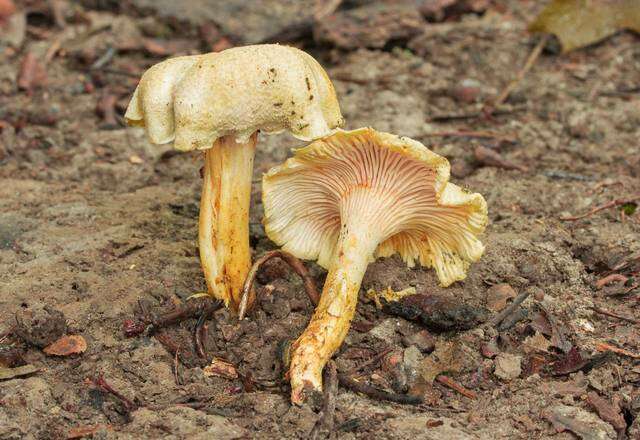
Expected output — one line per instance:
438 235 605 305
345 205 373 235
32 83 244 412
1 1 639 439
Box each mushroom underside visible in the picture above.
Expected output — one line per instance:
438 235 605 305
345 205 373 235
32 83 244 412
263 128 488 403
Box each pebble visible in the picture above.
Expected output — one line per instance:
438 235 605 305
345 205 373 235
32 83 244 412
493 353 522 381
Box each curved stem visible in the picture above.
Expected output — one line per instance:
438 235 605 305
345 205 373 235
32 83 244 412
289 225 377 404
199 134 257 310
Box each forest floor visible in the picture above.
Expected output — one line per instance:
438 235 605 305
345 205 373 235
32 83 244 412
0 0 639 439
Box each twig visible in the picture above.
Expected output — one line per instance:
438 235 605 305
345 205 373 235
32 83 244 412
310 361 338 440
173 350 182 386
595 342 640 359
337 373 423 405
91 376 137 412
560 195 640 221
487 35 550 112
424 130 517 144
474 145 528 172
490 290 531 328
429 107 525 122
342 347 393 376
314 0 342 20
90 47 116 71
591 306 640 325
595 274 629 290
123 297 222 337
238 250 320 320
589 180 624 195
436 375 477 399
194 311 211 358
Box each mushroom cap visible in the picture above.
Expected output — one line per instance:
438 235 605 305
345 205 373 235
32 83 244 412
262 128 488 287
125 44 344 151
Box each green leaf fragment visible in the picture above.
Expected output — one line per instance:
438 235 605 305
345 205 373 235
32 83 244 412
621 202 637 215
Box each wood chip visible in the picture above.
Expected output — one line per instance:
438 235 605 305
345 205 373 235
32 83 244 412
203 357 238 379
594 341 640 359
43 335 87 356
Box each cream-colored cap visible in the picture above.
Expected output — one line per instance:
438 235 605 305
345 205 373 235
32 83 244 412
125 44 344 151
263 128 488 287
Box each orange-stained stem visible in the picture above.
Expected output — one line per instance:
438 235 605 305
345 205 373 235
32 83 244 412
289 221 378 404
199 134 257 310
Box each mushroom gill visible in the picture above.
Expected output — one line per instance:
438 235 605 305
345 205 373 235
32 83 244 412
262 127 488 403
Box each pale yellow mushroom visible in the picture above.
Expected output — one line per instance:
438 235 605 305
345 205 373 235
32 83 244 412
125 44 343 310
262 128 488 403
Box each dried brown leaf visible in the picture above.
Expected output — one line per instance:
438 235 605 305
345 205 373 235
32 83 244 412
529 0 640 52
586 392 626 432
485 283 517 312
420 340 464 383
43 335 87 356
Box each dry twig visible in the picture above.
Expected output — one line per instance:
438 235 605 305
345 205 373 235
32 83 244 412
123 297 222 337
486 35 550 113
343 347 393 376
591 306 640 325
436 375 477 399
560 195 640 221
310 361 339 440
238 250 320 319
91 376 137 413
490 290 531 328
338 373 423 405
595 274 629 290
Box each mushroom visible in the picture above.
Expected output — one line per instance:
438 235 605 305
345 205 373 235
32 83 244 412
125 44 343 309
262 128 488 403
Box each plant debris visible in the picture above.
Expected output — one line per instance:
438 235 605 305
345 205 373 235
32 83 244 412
585 391 626 433
529 0 640 52
382 294 488 331
203 357 239 380
43 335 87 356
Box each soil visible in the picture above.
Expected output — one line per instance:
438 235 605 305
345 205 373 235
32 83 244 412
1 1 639 439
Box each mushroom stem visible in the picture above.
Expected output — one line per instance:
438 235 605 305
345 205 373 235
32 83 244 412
289 205 380 404
199 134 257 310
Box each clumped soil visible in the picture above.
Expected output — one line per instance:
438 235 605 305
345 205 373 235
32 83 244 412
1 1 639 439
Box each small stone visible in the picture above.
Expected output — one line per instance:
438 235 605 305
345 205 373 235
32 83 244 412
544 404 616 440
368 318 401 344
403 345 424 387
402 330 436 353
15 305 67 348
531 287 545 301
451 78 482 103
494 353 522 381
450 160 475 179
567 111 590 138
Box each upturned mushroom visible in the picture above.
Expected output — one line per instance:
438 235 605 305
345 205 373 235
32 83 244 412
125 44 343 309
262 128 488 403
